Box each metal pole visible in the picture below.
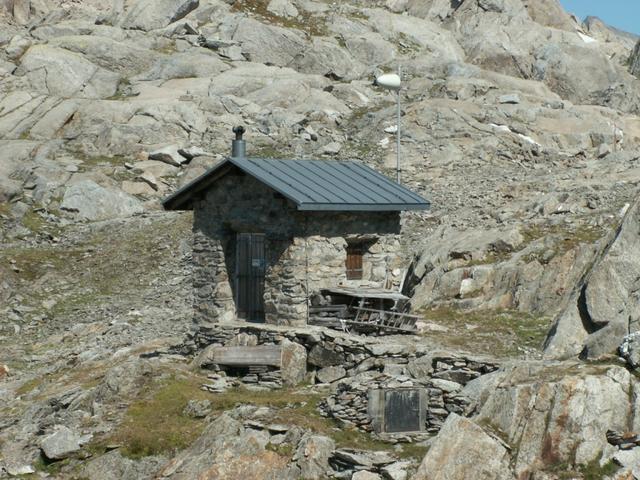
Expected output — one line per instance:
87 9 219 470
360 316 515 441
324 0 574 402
396 65 401 184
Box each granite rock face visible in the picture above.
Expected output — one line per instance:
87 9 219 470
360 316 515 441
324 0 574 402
414 414 514 480
545 199 640 359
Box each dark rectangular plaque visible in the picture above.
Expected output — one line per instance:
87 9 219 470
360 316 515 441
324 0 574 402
383 389 421 433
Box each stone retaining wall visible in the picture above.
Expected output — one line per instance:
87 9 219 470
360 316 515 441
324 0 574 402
189 323 499 436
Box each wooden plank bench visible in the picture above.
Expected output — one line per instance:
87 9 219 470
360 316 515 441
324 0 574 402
207 346 282 368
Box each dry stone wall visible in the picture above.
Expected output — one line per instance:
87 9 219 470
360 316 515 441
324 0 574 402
189 323 499 436
193 169 403 326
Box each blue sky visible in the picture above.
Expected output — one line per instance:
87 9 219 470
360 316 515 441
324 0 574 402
560 0 640 35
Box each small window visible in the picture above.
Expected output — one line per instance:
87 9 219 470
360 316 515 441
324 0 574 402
346 243 364 280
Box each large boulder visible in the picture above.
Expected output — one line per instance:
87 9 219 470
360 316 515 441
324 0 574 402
40 426 82 460
232 17 307 67
414 414 514 480
48 35 156 74
80 450 166 480
294 434 335 479
290 37 364 81
60 180 144 221
119 0 200 31
545 199 640 358
475 363 633 476
158 414 298 479
19 45 120 99
280 339 307 387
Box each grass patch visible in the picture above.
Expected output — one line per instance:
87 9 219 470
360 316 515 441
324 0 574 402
15 377 43 396
106 373 211 458
544 456 620 480
521 222 609 261
102 370 428 463
419 307 552 357
75 154 125 170
580 458 620 480
231 0 328 36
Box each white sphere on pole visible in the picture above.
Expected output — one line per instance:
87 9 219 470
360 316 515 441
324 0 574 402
375 73 401 91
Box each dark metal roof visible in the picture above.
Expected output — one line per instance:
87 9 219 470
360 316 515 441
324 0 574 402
162 157 430 212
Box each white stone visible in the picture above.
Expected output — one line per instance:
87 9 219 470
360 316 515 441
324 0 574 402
41 426 81 460
61 180 144 221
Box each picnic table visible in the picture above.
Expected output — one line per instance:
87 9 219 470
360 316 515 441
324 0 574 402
310 286 420 334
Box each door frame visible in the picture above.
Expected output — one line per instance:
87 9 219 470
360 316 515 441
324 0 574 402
234 232 266 323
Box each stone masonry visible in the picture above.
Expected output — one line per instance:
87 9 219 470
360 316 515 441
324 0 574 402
192 169 404 326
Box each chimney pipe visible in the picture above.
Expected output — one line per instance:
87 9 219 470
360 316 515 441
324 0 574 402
231 125 246 158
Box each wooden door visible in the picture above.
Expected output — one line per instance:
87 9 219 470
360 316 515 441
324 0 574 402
235 233 266 322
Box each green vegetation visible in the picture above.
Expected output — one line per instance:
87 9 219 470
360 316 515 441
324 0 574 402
231 0 328 36
579 458 620 480
419 307 552 357
96 368 428 462
107 374 210 458
521 222 609 263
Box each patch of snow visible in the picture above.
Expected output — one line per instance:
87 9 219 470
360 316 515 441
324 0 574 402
517 133 540 146
578 32 597 44
489 123 511 133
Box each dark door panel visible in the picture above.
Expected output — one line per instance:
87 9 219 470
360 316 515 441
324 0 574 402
235 233 265 322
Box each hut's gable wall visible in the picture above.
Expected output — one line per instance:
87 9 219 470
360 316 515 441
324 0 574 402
193 170 404 326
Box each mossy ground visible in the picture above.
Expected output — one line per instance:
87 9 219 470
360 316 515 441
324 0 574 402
231 0 328 36
419 307 552 358
93 370 427 462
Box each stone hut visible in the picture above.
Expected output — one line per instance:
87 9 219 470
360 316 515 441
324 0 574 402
163 127 429 326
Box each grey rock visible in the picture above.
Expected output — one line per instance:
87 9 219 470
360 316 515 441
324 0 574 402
333 449 395 467
316 365 347 384
476 363 632 475
5 35 31 60
232 17 307 67
120 0 200 31
134 53 229 81
20 45 120 99
620 332 640 369
380 461 411 480
280 338 307 387
157 413 297 479
597 143 612 158
81 450 166 480
149 145 189 166
61 180 144 221
498 93 520 104
630 40 640 78
322 142 342 155
352 472 383 480
294 434 335 479
178 146 211 160
414 414 514 480
614 447 640 468
308 344 344 367
546 199 640 358
291 38 363 81
580 321 628 360
183 399 212 418
40 426 82 460
267 0 298 18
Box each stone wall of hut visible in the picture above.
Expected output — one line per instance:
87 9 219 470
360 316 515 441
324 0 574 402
192 168 406 326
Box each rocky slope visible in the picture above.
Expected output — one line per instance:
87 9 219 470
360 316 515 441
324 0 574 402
2 0 640 478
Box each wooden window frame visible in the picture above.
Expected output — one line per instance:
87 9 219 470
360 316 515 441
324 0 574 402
346 243 364 280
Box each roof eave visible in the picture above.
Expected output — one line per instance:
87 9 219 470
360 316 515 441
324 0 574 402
296 203 431 212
